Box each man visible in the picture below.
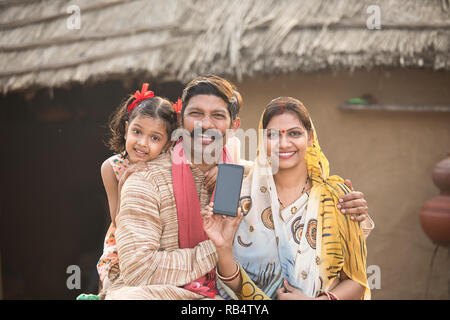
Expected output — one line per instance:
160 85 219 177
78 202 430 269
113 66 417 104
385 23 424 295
103 75 370 300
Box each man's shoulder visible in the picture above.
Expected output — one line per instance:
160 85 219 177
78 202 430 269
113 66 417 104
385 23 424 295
121 152 172 186
140 152 172 178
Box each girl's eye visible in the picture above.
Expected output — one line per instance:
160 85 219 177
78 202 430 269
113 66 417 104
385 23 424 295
132 129 141 135
151 136 161 141
289 131 302 137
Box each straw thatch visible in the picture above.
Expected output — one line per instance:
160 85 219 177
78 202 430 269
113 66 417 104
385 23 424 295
0 0 449 94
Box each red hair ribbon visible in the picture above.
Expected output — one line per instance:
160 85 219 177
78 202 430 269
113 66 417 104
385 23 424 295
173 98 182 114
127 83 155 114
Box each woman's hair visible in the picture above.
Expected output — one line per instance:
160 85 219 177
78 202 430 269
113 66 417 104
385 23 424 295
107 95 178 156
262 97 312 131
181 75 241 121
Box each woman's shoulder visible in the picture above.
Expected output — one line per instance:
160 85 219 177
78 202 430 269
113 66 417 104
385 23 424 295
326 175 352 199
237 159 254 179
239 162 257 197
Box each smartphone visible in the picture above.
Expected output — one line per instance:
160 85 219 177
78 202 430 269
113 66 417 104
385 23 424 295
213 163 244 217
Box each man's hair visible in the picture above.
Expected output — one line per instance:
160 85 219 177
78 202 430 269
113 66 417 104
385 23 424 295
181 75 241 120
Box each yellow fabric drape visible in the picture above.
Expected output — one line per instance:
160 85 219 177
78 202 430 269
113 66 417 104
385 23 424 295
306 125 370 299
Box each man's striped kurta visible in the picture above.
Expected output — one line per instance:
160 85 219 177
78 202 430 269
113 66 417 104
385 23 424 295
103 152 219 300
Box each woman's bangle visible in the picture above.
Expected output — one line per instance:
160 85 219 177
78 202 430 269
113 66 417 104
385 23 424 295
328 291 339 300
318 292 330 300
217 262 240 282
318 291 339 300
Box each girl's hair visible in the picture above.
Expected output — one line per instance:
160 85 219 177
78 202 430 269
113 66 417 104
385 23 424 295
107 95 178 156
262 97 312 132
181 75 241 121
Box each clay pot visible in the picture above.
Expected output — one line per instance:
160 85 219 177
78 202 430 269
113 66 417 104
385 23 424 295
432 153 450 194
420 195 450 243
420 153 450 244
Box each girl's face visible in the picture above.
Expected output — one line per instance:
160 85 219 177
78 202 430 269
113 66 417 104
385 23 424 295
265 112 313 171
124 115 169 163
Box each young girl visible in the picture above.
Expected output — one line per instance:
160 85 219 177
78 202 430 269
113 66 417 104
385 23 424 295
96 83 180 290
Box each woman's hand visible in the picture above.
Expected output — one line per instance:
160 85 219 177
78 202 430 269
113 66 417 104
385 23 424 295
338 179 369 222
203 202 243 291
276 279 313 300
203 202 243 249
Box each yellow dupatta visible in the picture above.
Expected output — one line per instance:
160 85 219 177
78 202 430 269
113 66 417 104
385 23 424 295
306 123 370 299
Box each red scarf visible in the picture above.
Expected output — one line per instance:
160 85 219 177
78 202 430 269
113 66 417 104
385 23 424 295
171 139 233 298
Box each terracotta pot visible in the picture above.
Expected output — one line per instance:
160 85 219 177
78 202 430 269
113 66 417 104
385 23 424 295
420 195 450 243
432 153 450 194
419 153 450 244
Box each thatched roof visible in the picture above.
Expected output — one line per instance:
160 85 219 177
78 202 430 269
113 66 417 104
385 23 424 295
1 0 449 94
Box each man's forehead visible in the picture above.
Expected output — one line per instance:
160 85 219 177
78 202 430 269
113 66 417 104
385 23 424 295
186 94 227 108
185 103 228 113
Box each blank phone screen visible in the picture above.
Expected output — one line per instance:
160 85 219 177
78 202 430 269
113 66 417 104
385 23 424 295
213 164 244 216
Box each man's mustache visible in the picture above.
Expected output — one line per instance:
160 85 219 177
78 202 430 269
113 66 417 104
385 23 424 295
171 127 227 143
189 128 225 141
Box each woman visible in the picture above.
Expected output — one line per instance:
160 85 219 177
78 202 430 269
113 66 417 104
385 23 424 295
203 97 372 300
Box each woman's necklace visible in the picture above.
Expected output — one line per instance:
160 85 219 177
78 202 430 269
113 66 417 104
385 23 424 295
278 176 310 210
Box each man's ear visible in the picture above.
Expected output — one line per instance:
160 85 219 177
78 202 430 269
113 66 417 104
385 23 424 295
231 117 241 131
